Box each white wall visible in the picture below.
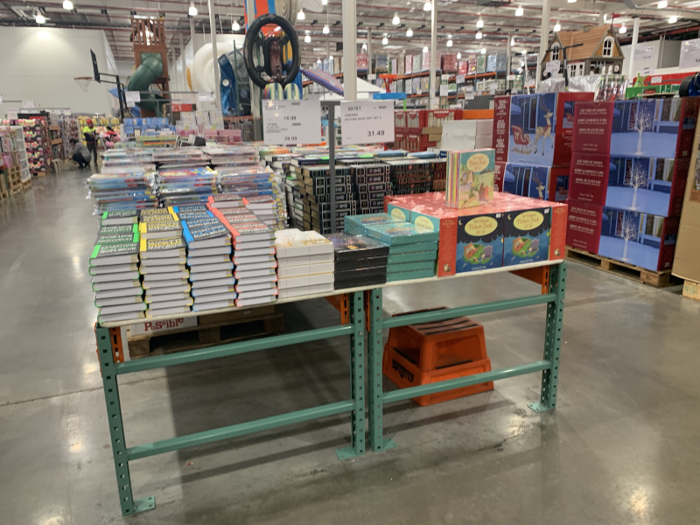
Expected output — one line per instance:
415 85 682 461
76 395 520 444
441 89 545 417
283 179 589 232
0 26 116 115
621 38 685 77
621 40 660 77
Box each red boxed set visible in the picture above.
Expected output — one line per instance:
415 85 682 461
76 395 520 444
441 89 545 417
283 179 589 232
405 134 438 152
494 162 506 191
458 60 468 75
441 54 458 73
356 53 369 70
406 110 428 132
395 110 408 132
426 109 462 128
405 55 413 75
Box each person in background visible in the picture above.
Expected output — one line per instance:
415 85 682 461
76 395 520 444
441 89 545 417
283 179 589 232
70 138 92 169
81 119 98 165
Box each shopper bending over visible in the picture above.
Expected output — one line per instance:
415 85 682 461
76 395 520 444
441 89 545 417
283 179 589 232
82 119 98 165
70 139 92 169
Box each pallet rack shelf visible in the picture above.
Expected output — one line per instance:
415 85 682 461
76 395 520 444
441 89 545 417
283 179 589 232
95 259 566 516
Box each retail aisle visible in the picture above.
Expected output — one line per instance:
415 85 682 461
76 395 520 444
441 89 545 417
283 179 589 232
1 171 699 525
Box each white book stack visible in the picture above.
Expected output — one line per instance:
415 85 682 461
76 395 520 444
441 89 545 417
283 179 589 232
274 229 334 300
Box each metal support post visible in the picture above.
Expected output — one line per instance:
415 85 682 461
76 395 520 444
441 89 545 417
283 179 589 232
325 101 338 233
429 0 437 109
536 0 551 89
96 327 155 516
336 291 367 459
246 0 262 140
342 0 357 100
529 262 567 412
207 0 221 110
628 17 641 79
367 288 396 452
367 28 373 75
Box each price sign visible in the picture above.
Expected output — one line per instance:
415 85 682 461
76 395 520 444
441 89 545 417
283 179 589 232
417 87 423 95
197 91 214 102
546 60 560 73
650 76 662 84
263 99 322 145
507 74 516 81
465 85 474 92
456 74 465 84
125 91 141 106
640 66 654 77
22 100 35 108
368 73 377 81
634 45 654 62
679 38 700 69
439 84 449 97
340 100 395 145
7 109 18 119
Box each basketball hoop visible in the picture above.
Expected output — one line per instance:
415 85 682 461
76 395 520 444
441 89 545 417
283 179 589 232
74 77 93 92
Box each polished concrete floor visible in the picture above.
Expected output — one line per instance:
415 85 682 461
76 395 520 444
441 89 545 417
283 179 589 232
1 170 699 525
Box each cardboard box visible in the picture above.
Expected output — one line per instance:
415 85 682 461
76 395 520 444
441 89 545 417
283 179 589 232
405 55 413 75
682 280 700 301
567 200 679 271
569 152 689 217
446 149 495 208
441 53 458 73
672 130 700 282
494 162 506 191
572 98 700 158
502 163 570 202
493 92 594 166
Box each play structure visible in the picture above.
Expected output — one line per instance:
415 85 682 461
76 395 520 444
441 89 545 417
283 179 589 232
126 18 168 117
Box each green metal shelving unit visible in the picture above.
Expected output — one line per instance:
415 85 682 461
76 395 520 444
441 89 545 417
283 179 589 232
94 260 566 516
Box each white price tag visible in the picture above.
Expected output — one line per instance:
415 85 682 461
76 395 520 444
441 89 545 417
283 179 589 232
507 74 516 81
197 91 215 102
22 100 35 109
456 74 465 84
679 38 700 69
368 73 377 80
417 88 423 95
439 84 449 97
464 92 475 100
125 91 141 106
650 76 663 84
546 60 560 73
640 66 654 77
340 100 395 145
634 45 654 62
263 99 322 145
466 85 474 92
7 109 18 119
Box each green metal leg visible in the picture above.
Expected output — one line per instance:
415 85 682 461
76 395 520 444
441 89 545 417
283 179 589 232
336 291 367 459
529 262 567 413
96 327 156 516
367 288 396 452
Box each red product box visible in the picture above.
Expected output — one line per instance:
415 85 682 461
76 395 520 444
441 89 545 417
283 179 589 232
441 54 458 73
570 101 614 155
494 162 506 191
405 55 413 75
395 110 408 131
426 109 462 127
406 110 428 132
493 92 594 166
458 60 468 75
467 56 477 74
405 134 437 152
357 53 369 70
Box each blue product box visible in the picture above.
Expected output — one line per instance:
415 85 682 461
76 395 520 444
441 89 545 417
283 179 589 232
456 212 504 272
502 163 569 202
503 207 551 266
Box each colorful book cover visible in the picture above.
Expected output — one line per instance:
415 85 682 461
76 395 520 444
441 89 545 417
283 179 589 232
326 233 390 259
182 223 230 244
363 222 439 245
139 236 186 253
456 213 504 272
102 210 138 220
446 150 495 208
503 207 551 266
90 242 139 260
98 224 138 235
95 232 139 245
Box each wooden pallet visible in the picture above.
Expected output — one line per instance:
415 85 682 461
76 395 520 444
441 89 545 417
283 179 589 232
34 171 48 177
8 184 22 195
126 306 285 359
22 179 32 189
682 280 700 302
565 246 679 287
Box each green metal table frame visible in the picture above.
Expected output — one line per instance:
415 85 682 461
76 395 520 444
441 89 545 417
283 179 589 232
95 261 566 516
366 262 567 452
95 291 367 517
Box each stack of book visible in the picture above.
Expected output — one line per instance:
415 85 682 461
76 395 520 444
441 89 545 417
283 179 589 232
274 229 334 299
157 167 219 207
91 213 145 324
101 149 155 173
152 148 209 169
326 233 389 289
138 208 191 317
202 145 260 168
181 207 235 312
243 195 282 229
363 223 439 282
87 172 158 213
217 165 274 197
344 213 403 236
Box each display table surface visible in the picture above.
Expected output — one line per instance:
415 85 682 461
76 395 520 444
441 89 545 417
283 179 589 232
95 259 567 517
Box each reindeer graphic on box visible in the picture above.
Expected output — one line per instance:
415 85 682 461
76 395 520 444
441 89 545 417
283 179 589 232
508 93 557 165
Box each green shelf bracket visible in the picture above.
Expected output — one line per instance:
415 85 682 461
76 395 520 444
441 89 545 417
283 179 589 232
133 496 156 514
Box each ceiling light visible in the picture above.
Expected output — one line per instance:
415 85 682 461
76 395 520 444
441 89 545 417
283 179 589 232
522 48 528 54
567 0 576 3
382 36 389 45
317 58 322 64
305 34 311 43
406 28 413 37
189 3 197 16
323 24 329 34
424 1 432 11
515 5 523 16
447 39 453 47
232 20 240 31
423 45 429 52
35 13 46 24
362 43 367 50
322 0 328 4
392 12 400 25
669 15 677 22
297 8 305 20
457 52 462 59
658 0 667 7
476 19 484 28
619 23 627 33
476 31 482 39
554 21 561 32
511 37 515 45
481 47 486 54
63 0 73 9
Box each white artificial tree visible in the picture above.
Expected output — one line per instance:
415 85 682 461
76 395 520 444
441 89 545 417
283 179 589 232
620 213 639 262
629 161 648 210
634 101 654 155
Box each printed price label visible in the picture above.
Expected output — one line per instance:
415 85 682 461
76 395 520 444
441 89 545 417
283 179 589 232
125 91 141 106
680 38 700 69
634 45 654 62
507 74 516 81
22 100 35 108
368 73 377 80
197 91 214 102
263 99 322 145
340 100 395 145
439 84 449 97
546 60 560 73
456 74 465 84
7 109 18 119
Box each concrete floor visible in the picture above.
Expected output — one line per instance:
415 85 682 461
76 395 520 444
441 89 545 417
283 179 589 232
1 170 699 525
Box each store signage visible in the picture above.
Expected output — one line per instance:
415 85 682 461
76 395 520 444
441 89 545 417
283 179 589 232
456 74 465 84
22 100 34 108
340 100 395 145
640 66 654 77
439 84 449 97
130 317 197 336
634 45 654 62
197 91 214 102
7 109 18 119
507 74 516 81
545 60 560 73
263 99 322 145
125 91 140 106
368 73 377 80
679 38 700 69
650 76 662 84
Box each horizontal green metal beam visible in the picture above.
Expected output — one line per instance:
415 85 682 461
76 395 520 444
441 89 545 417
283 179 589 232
117 324 353 374
383 294 556 329
382 360 551 403
128 399 355 460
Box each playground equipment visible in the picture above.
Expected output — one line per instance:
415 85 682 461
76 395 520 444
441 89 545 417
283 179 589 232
126 18 169 117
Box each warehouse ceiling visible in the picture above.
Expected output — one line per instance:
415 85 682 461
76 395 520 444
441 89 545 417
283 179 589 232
0 0 699 67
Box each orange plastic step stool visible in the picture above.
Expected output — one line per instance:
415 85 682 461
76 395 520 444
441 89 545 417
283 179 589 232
382 309 494 406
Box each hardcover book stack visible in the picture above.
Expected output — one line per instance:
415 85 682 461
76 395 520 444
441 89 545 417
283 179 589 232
348 163 391 215
218 165 274 197
138 208 191 317
274 229 334 299
243 195 286 230
344 212 403 236
91 210 145 323
157 167 219 207
300 164 356 234
87 172 158 213
101 149 155 173
363 222 439 281
327 233 389 289
181 205 235 312
202 145 260 168
152 148 210 170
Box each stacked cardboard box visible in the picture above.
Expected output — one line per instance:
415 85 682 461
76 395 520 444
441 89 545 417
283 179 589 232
566 98 700 272
348 163 390 215
441 119 493 151
493 92 593 199
395 109 462 153
300 164 356 234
